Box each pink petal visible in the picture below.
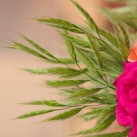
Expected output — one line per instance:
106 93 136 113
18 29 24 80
116 102 131 127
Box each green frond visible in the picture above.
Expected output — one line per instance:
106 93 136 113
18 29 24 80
77 112 115 135
24 67 87 78
17 109 55 119
68 88 102 98
71 0 96 30
61 30 79 67
45 107 83 122
11 41 50 60
21 35 58 60
85 129 128 137
22 100 66 107
61 33 90 48
82 105 115 121
47 80 89 88
12 0 136 136
36 18 83 33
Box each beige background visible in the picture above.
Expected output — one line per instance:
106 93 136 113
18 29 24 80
0 0 106 137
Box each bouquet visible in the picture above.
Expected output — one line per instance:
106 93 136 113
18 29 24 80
11 0 137 136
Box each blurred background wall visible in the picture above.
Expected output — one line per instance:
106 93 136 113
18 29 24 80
0 0 107 137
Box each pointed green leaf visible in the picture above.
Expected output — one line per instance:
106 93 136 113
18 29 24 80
86 33 103 68
78 112 115 135
85 129 128 137
46 107 83 121
71 0 96 30
69 88 102 98
11 41 74 64
24 67 87 78
11 42 49 60
21 35 57 59
17 109 55 119
61 31 79 66
62 34 90 48
47 80 89 88
22 100 66 107
37 18 83 33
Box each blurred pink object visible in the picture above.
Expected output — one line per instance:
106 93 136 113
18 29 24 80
114 61 137 137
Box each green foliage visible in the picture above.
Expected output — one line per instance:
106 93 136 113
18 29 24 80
11 0 134 136
37 18 83 33
82 105 115 121
77 113 115 135
85 129 129 137
21 35 57 59
68 88 102 98
71 0 96 30
22 100 66 107
45 107 83 122
47 80 88 88
17 109 55 119
10 40 74 64
24 67 87 78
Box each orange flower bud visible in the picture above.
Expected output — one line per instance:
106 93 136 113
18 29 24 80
128 40 137 62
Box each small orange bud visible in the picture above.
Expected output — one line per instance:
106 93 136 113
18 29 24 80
128 40 137 62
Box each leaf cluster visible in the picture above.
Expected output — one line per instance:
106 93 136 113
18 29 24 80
11 0 133 136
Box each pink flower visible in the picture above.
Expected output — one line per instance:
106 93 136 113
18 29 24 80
114 61 137 137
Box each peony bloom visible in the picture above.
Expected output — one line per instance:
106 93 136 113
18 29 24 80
114 61 137 137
